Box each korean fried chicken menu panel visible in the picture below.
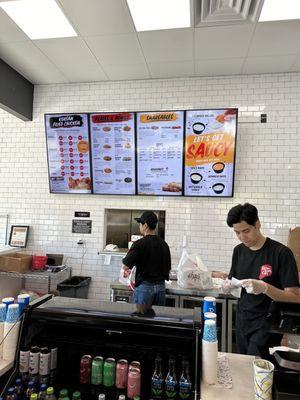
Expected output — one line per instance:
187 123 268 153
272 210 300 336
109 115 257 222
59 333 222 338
45 114 92 194
184 108 237 197
136 111 184 196
89 112 136 195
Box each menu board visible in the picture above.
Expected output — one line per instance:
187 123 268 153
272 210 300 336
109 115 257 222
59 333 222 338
184 109 237 197
136 111 184 196
45 114 92 194
90 112 136 195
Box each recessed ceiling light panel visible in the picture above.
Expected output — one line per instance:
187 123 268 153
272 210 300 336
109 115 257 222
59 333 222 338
259 0 300 22
127 0 191 31
0 0 77 40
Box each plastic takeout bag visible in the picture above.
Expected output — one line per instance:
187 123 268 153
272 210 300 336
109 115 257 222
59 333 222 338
177 248 213 289
119 266 136 290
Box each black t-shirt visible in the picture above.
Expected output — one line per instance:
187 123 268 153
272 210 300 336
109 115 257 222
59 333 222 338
122 235 171 287
229 238 299 332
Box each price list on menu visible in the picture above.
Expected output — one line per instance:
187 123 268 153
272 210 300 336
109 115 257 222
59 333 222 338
136 111 184 195
45 114 92 193
184 108 237 197
89 112 136 195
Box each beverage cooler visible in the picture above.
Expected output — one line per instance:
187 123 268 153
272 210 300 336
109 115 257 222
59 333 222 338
1 295 202 400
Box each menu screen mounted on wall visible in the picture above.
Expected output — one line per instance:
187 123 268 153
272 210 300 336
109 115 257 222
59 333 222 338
136 111 184 196
184 108 237 197
89 112 136 195
45 113 92 194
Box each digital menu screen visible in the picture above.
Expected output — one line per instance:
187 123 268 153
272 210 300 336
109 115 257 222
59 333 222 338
184 108 237 197
136 111 184 196
45 113 92 194
90 112 136 195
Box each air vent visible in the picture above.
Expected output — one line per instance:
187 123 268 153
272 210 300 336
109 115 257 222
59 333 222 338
194 0 264 26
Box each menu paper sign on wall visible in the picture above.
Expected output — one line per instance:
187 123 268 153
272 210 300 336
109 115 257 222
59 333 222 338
45 114 92 194
137 111 184 196
90 112 136 195
184 109 237 197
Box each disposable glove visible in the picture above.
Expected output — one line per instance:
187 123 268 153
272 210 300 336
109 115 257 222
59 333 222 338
240 279 268 295
221 279 232 294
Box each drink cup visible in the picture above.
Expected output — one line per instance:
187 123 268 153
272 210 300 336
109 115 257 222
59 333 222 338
17 294 30 316
253 359 274 400
5 304 20 323
2 297 14 315
203 296 216 317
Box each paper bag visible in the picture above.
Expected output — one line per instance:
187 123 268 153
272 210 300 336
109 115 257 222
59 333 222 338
287 227 300 272
177 248 213 289
118 266 136 290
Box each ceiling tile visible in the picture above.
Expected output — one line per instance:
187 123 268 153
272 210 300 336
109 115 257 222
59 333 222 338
195 24 255 60
0 41 67 84
0 9 29 43
58 0 135 36
34 37 108 82
138 29 194 62
248 21 300 56
102 63 150 81
243 55 298 74
290 56 300 72
85 33 144 66
195 58 244 76
148 60 194 78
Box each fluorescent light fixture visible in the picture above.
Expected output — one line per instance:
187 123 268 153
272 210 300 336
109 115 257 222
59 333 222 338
127 0 191 31
0 0 77 40
259 0 300 22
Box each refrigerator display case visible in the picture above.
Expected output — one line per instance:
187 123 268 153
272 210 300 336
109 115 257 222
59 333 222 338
1 295 202 400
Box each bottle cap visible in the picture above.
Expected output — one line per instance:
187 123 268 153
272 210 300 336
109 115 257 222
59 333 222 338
59 389 68 397
40 384 47 391
46 387 54 395
30 394 38 400
72 392 81 400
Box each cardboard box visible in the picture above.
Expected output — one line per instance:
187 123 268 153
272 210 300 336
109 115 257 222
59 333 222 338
0 252 32 273
287 227 300 272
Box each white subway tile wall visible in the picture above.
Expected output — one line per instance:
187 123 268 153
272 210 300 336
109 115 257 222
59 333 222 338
0 73 300 301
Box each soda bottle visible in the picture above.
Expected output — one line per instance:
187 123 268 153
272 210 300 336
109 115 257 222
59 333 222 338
14 379 24 400
38 384 47 400
178 360 192 400
25 382 36 400
165 357 177 399
5 388 16 400
45 387 56 400
151 356 164 399
71 392 81 400
58 390 68 400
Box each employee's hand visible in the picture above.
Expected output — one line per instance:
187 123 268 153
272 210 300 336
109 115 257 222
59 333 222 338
240 279 268 295
221 279 232 294
123 266 131 278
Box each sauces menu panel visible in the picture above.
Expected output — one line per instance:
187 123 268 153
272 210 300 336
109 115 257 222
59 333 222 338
184 109 237 197
90 112 136 195
136 111 184 196
45 114 92 193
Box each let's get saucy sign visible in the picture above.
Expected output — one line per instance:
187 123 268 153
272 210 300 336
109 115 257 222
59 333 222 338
184 108 237 197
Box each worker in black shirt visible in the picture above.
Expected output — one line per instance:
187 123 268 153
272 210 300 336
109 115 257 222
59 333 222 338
122 211 171 310
226 203 299 357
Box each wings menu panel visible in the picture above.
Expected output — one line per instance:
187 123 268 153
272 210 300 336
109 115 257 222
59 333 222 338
136 111 184 196
90 112 136 195
45 114 91 193
184 109 237 197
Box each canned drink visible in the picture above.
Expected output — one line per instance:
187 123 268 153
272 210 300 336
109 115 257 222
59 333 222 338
79 355 92 384
127 367 141 399
129 361 141 372
103 358 116 387
116 359 128 389
91 356 103 385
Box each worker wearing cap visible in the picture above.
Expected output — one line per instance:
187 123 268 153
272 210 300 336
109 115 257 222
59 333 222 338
122 211 171 308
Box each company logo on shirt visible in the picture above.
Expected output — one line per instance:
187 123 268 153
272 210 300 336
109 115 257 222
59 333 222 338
259 264 273 280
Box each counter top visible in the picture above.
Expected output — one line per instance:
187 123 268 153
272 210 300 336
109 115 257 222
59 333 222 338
0 360 14 377
110 279 233 299
201 353 255 400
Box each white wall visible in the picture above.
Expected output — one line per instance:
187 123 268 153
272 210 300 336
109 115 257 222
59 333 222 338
0 72 300 300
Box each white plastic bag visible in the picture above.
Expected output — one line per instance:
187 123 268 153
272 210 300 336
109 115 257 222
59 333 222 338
118 266 136 290
177 248 213 289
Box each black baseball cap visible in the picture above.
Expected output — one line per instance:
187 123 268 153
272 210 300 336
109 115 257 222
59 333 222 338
134 211 158 227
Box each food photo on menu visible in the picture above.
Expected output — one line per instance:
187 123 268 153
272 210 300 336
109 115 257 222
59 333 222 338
136 111 184 196
45 113 92 194
184 108 237 197
89 112 136 195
